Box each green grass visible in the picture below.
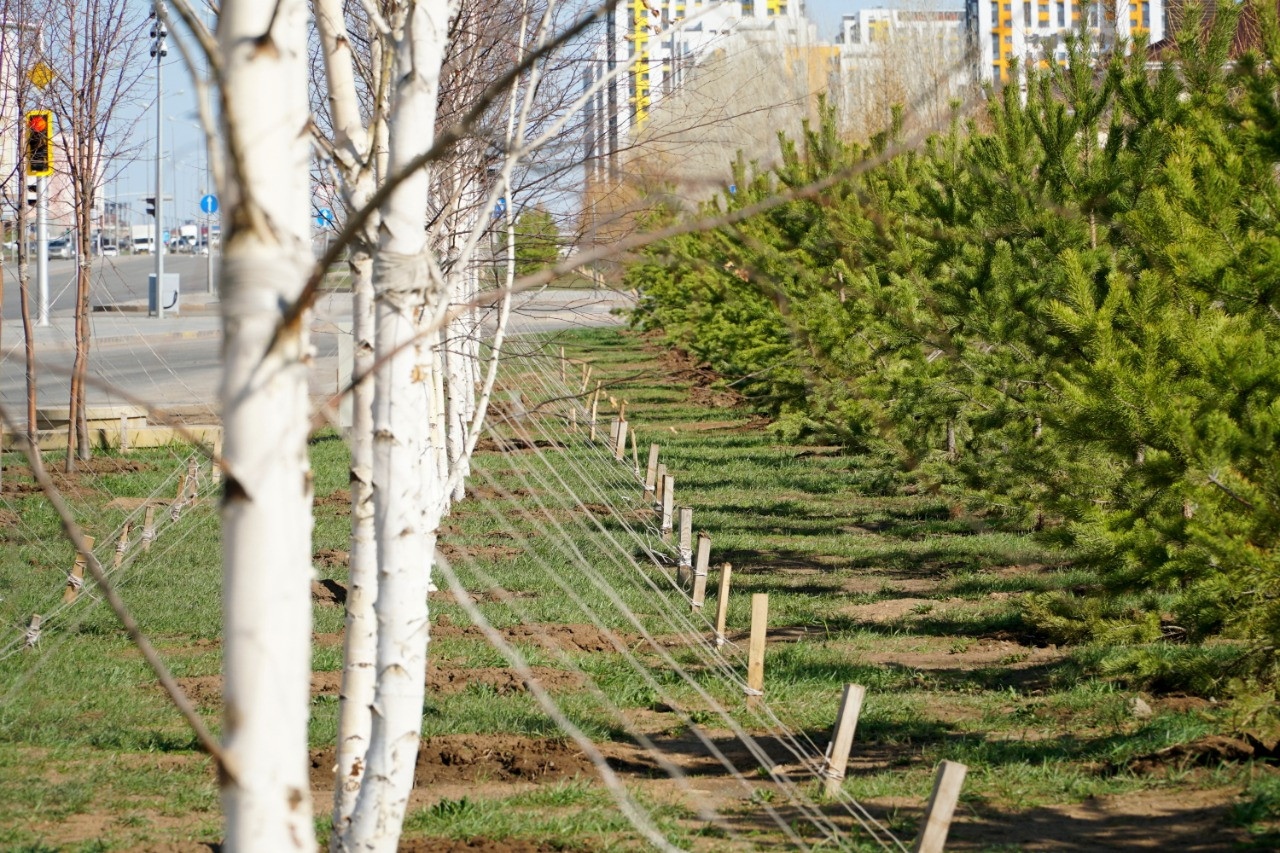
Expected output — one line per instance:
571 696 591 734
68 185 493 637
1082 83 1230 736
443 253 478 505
0 327 1268 849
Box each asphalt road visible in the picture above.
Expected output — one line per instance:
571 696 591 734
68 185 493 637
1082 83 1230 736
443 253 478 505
1 253 218 320
0 286 630 414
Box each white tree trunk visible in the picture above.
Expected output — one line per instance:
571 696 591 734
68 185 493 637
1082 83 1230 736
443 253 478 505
342 1 451 848
218 0 315 849
314 0 382 834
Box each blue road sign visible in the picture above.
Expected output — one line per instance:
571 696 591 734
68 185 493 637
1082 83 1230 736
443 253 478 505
493 197 507 217
199 194 218 215
316 207 335 228
162 230 170 243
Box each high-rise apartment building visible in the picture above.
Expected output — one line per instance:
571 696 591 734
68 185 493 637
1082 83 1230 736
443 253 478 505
585 0 811 178
965 0 1164 84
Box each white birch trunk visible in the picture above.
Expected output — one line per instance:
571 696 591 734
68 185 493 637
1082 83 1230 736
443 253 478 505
314 0 383 834
218 0 315 849
342 1 451 848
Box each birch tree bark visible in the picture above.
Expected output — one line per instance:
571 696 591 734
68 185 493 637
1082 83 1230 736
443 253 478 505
313 0 385 834
218 0 316 848
341 1 452 848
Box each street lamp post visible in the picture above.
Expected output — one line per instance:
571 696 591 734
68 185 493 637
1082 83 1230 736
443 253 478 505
150 4 167 319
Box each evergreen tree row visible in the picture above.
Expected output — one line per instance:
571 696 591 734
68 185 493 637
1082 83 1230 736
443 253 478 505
626 4 1280 691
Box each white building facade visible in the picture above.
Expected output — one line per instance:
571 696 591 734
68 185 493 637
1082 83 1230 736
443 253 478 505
586 0 812 178
964 0 1165 85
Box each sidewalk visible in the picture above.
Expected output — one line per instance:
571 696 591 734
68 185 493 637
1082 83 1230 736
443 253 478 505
0 290 356 358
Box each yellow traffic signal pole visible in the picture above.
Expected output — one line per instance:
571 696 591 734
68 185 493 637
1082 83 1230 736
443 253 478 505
26 110 53 327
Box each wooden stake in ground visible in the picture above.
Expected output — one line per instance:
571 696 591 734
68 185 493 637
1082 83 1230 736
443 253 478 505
914 761 968 853
119 413 129 453
747 593 768 705
580 362 592 394
644 444 660 501
714 563 732 646
559 346 566 383
676 507 693 586
211 437 223 484
589 382 601 441
821 683 867 797
609 417 620 450
691 532 711 610
618 399 627 422
660 474 675 539
23 614 41 649
142 506 156 552
630 428 640 477
654 462 667 509
615 420 628 462
63 535 95 603
570 405 578 433
170 472 190 522
114 522 131 569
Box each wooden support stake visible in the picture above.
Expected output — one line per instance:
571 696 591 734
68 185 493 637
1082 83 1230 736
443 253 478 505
630 428 640 477
211 438 223 484
142 506 156 552
589 382 601 441
913 761 968 853
676 507 694 586
570 405 578 433
714 563 732 647
660 474 675 539
821 684 867 796
119 414 129 452
691 532 711 610
615 420 628 462
114 522 131 569
170 475 188 522
580 363 592 394
560 346 566 383
643 444 660 501
654 462 667 509
63 535 95 603
747 593 768 704
618 399 627 422
609 417 620 450
24 614 42 648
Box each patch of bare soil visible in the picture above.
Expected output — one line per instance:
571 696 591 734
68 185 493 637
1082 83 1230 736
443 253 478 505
843 597 935 622
433 617 635 654
473 436 563 453
948 785 1252 850
1124 734 1280 774
314 547 349 568
399 840 569 853
179 664 581 710
312 734 596 790
438 541 525 563
465 484 533 501
314 488 350 508
861 637 1065 671
428 665 584 696
311 578 347 607
429 587 539 605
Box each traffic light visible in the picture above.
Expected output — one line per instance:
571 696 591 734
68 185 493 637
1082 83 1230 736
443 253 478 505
26 183 37 207
25 110 53 177
145 197 156 217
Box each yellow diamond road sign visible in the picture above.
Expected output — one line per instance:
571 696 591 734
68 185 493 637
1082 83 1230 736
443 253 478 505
29 62 53 90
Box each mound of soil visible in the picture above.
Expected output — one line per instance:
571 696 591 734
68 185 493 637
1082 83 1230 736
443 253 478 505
1124 733 1280 774
312 734 595 789
314 548 349 568
399 840 568 853
311 578 347 607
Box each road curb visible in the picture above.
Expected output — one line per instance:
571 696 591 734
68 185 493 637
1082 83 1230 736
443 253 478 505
1 328 223 359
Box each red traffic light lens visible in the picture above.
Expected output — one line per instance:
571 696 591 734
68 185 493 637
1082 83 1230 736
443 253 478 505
29 115 47 133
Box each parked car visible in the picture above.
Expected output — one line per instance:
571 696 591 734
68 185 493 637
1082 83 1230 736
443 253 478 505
48 238 75 259
96 241 118 257
132 236 154 255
